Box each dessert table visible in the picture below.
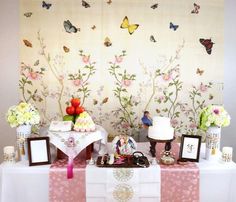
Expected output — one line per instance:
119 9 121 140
1 143 236 202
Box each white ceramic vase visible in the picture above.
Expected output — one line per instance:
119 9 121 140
16 124 32 161
205 126 221 161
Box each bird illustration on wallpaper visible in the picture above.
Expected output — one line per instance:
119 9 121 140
23 39 32 48
42 1 52 10
120 16 139 35
104 37 112 47
169 22 179 31
64 20 78 33
191 3 200 14
82 0 90 8
199 38 214 54
150 3 158 9
24 12 32 18
150 35 157 43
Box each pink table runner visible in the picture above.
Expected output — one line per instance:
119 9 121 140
49 150 86 202
156 142 199 202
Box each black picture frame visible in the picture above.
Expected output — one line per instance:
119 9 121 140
27 136 51 166
179 135 201 162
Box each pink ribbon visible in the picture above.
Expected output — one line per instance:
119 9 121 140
67 158 73 179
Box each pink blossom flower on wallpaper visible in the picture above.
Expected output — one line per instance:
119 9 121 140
27 71 41 80
157 95 165 103
73 79 83 87
122 79 132 87
189 122 197 129
122 122 130 129
115 55 123 63
199 83 208 92
162 73 172 82
58 75 64 81
82 55 90 64
171 118 178 127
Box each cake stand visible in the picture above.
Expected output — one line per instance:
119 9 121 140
146 136 175 157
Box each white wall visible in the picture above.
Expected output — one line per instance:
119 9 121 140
0 0 236 162
0 0 19 162
222 0 236 161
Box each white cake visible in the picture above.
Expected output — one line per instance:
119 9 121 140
148 116 174 140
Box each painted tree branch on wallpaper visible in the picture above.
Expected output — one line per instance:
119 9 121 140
68 50 96 106
37 31 65 118
19 62 45 103
109 51 139 134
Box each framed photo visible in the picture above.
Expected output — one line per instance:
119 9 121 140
179 135 202 162
27 136 51 166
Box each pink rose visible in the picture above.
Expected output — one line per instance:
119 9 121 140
82 55 90 64
122 79 131 87
73 79 83 86
115 55 123 63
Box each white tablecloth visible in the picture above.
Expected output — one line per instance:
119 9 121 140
1 143 236 202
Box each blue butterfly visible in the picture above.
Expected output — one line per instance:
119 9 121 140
169 22 179 31
63 20 78 33
42 1 52 9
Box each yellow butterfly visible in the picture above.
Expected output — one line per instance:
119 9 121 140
120 16 139 35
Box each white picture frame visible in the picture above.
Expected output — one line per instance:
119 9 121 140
27 137 51 166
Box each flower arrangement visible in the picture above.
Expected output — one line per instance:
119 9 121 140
6 102 40 128
198 105 230 131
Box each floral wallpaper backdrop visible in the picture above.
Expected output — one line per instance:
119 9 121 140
20 0 224 138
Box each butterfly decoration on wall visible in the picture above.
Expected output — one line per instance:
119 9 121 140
82 0 90 8
209 94 214 100
23 39 32 47
93 99 98 105
150 35 157 43
170 22 179 31
191 3 200 14
199 38 214 54
196 68 204 76
104 37 112 47
120 16 139 35
91 25 96 30
63 46 70 53
107 0 112 5
42 1 52 9
151 3 158 9
63 20 78 33
34 60 40 66
102 97 109 104
24 12 32 17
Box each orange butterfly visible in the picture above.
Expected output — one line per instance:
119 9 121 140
23 39 32 47
63 46 70 53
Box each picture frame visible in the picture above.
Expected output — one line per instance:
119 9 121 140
27 136 51 166
179 134 202 162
